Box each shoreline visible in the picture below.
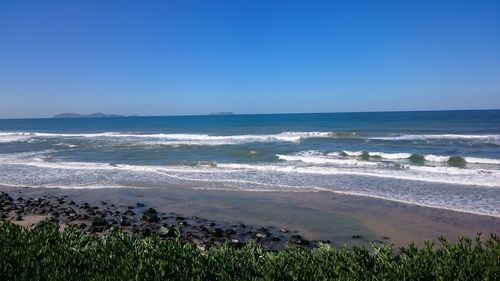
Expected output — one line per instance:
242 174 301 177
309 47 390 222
1 185 499 248
193 186 500 219
0 186 327 250
3 182 499 219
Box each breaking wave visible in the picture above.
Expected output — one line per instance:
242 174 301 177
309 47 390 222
0 148 499 217
1 150 498 188
316 150 500 165
370 134 500 145
0 131 342 145
2 131 500 147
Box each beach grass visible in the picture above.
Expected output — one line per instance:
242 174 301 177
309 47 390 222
0 221 498 280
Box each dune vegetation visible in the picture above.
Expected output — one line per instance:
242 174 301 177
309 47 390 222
0 221 498 281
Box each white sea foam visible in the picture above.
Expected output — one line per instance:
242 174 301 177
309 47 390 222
342 150 364 156
370 134 500 145
0 133 33 143
1 153 500 217
368 152 412 159
464 157 500 165
403 165 497 175
0 131 339 145
54 143 79 148
333 150 444 162
423 154 450 162
325 150 500 165
276 154 378 166
218 162 500 187
7 150 498 186
0 150 58 161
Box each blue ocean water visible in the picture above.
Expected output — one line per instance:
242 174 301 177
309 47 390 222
0 110 499 216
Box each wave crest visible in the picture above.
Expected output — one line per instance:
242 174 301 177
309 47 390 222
370 134 500 145
0 131 341 145
279 150 500 165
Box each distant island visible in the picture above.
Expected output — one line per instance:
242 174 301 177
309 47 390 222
209 112 234 116
52 113 125 118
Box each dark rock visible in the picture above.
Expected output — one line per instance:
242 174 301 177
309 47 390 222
69 201 76 205
15 215 23 221
136 202 145 208
120 216 131 226
48 217 58 223
142 208 159 223
211 228 224 238
197 225 209 232
158 226 177 238
230 239 245 249
352 234 361 239
192 238 207 251
271 237 280 242
140 228 151 237
175 216 185 221
224 229 236 236
290 235 309 245
91 216 107 227
254 227 269 238
239 224 246 228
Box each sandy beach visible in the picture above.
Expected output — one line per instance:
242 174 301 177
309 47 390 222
2 185 498 248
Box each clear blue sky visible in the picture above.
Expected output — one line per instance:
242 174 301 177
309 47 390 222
1 0 499 118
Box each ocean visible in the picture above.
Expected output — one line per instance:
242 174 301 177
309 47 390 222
1 110 499 217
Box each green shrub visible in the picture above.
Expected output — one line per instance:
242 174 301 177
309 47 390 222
0 221 498 280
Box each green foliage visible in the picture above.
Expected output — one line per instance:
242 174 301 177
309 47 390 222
0 221 498 280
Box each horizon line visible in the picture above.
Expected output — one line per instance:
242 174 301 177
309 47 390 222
1 108 500 120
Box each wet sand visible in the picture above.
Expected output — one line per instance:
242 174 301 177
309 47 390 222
1 185 499 248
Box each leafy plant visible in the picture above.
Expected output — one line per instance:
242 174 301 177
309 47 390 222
0 221 498 280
